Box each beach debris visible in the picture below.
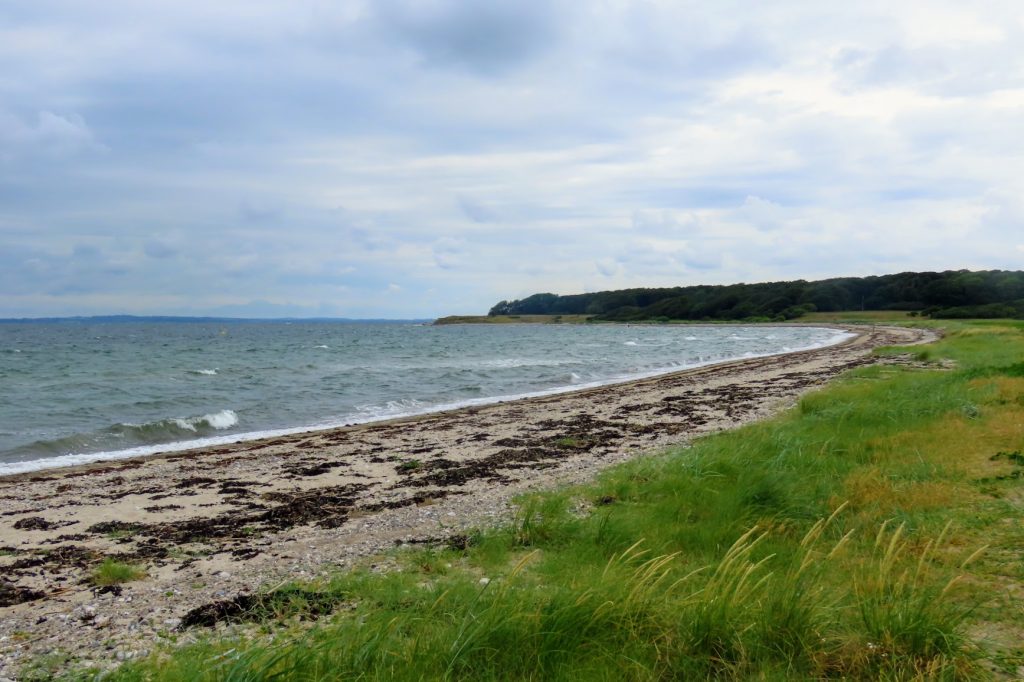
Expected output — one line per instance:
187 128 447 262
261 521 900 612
0 580 45 607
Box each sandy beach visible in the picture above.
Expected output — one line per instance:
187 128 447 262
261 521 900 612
0 324 936 674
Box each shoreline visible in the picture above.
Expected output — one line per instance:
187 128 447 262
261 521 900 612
1 324 855 480
0 324 936 675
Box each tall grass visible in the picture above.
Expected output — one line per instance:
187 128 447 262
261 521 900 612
96 322 1024 680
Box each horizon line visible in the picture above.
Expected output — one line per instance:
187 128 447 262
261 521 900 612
0 314 437 323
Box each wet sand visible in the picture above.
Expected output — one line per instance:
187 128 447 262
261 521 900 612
0 324 936 674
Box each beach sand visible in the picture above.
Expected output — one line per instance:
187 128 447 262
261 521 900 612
0 324 936 674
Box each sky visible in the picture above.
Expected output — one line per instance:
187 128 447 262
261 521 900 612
2 1 1023 319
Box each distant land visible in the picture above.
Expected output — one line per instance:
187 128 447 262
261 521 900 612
0 315 433 324
477 269 1024 323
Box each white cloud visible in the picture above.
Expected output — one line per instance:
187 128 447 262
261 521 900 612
0 109 100 160
0 1 1022 317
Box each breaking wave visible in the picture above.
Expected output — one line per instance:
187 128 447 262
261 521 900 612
3 410 239 463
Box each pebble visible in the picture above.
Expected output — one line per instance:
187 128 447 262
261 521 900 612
0 327 932 681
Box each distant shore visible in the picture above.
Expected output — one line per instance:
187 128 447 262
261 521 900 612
0 324 935 675
433 314 595 324
432 311 918 325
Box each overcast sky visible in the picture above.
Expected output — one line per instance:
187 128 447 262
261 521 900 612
2 1 1023 318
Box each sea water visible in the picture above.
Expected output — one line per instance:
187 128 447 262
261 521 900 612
0 321 852 475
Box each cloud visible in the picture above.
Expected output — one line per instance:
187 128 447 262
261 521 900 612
373 0 563 74
457 195 497 223
143 240 178 259
0 109 100 161
432 237 464 269
594 258 620 278
1 1 1023 318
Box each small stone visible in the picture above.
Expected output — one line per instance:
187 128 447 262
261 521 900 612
93 615 110 628
478 577 490 586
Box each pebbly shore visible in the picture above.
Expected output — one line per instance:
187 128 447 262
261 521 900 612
0 324 937 677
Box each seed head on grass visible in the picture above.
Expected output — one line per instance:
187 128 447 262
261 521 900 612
92 558 146 586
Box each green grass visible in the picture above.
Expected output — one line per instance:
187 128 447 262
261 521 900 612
85 321 1024 680
799 310 919 323
90 558 146 586
434 314 595 325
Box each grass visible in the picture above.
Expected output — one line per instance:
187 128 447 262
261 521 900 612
72 320 1024 680
434 314 595 325
90 558 146 586
436 310 921 326
794 307 917 323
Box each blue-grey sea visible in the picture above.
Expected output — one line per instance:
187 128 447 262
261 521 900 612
0 321 851 475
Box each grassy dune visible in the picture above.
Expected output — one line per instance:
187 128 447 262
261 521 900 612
69 321 1023 680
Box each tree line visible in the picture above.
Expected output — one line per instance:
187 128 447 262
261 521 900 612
488 270 1024 321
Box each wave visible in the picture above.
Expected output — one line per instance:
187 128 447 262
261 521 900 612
122 409 239 436
0 327 856 477
478 357 577 369
1 410 239 468
188 368 218 376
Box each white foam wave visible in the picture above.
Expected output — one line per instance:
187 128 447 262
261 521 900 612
122 410 237 433
202 409 239 429
315 345 330 349
624 341 638 346
479 358 572 368
167 409 238 432
190 368 218 376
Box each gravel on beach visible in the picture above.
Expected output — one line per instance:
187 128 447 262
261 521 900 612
0 324 937 676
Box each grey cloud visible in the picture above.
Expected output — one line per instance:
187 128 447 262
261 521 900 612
631 210 698 235
374 0 563 74
833 39 1024 97
432 237 463 270
457 196 497 223
0 109 100 161
1 2 1022 318
239 201 284 225
143 240 178 259
594 259 621 278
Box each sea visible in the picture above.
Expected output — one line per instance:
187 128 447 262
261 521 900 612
0 321 853 476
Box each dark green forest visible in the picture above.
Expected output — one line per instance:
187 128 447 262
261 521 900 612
488 270 1024 321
